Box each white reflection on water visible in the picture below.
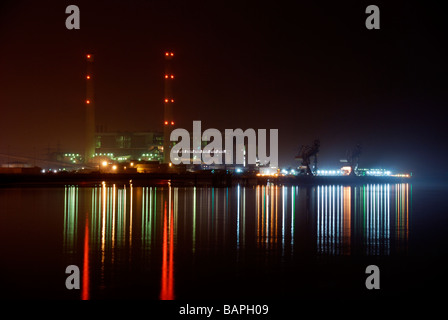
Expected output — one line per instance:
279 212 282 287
316 183 409 256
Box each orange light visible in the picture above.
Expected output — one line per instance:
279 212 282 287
164 121 168 125
81 218 90 300
170 53 174 56
170 75 174 79
86 54 91 59
170 99 174 103
165 75 168 79
164 99 169 103
86 75 91 79
165 52 169 56
171 121 174 125
86 100 90 104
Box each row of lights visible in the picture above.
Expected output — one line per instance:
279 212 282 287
94 153 114 157
42 168 66 173
256 173 279 177
391 173 411 178
280 169 297 175
316 170 343 176
365 170 392 176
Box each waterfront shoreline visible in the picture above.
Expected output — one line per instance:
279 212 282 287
0 172 412 188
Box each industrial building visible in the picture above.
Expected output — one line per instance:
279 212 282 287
95 130 164 162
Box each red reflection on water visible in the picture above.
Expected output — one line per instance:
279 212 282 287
160 201 174 300
82 217 90 300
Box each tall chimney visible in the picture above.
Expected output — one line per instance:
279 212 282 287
163 51 175 164
84 53 96 163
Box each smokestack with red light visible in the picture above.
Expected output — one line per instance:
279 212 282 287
163 51 175 163
84 53 96 163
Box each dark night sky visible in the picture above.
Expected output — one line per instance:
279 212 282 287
0 0 446 177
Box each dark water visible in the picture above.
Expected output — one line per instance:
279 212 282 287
1 181 447 301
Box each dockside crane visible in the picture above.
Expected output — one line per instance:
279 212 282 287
341 144 362 175
295 139 320 175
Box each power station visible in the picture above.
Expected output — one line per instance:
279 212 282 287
81 52 174 167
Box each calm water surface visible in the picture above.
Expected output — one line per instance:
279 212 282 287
1 181 447 300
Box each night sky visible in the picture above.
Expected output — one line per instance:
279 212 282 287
0 0 446 177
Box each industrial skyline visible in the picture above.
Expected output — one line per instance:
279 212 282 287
0 0 446 178
1 1 448 308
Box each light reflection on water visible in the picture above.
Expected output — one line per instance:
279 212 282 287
62 182 410 300
316 184 409 256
